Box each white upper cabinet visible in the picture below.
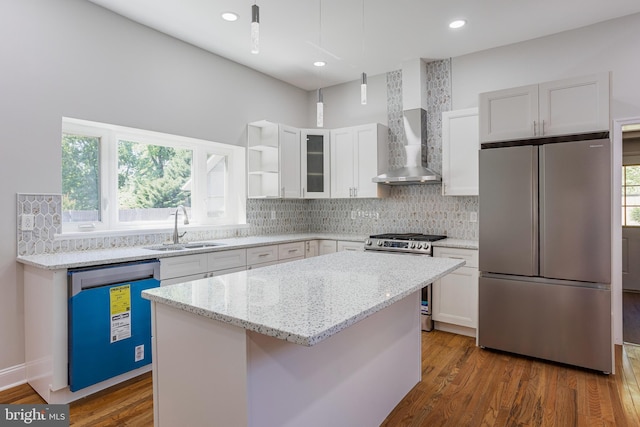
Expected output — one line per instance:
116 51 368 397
247 121 280 198
538 74 610 136
479 73 610 143
479 85 538 143
442 108 479 196
330 123 389 199
301 129 330 199
279 125 302 198
247 121 300 198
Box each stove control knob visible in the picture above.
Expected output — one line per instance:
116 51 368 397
377 240 383 246
417 243 423 249
365 239 372 246
410 242 416 249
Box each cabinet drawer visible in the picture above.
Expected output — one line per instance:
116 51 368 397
337 241 364 252
208 249 247 272
318 240 337 255
160 254 208 280
247 259 280 270
160 272 207 286
247 245 279 265
278 242 305 260
433 247 478 268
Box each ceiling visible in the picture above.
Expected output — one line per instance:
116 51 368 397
87 0 640 91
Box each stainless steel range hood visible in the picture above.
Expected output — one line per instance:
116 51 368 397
373 59 441 185
373 108 441 185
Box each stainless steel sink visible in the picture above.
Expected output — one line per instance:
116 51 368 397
143 242 225 251
183 242 225 249
143 244 186 251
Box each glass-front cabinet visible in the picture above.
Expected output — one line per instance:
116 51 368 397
301 129 330 198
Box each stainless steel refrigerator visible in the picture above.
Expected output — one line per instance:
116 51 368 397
478 137 612 373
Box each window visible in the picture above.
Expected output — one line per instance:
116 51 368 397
62 118 246 232
622 165 640 226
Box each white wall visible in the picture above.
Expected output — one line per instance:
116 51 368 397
306 73 388 129
451 12 640 119
0 0 308 373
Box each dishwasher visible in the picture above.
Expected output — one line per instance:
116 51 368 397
68 260 160 392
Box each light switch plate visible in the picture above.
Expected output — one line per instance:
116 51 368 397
469 212 478 223
21 214 35 231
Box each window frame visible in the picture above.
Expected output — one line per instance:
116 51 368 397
61 117 246 233
622 164 640 227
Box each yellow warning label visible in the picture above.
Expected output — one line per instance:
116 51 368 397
110 284 131 315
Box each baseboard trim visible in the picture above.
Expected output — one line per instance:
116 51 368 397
0 364 27 392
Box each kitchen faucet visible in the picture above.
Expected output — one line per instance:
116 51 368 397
173 205 189 244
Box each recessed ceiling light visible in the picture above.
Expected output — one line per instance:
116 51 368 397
313 61 326 67
221 12 238 22
449 19 466 29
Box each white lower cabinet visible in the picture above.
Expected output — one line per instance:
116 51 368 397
248 242 305 269
305 240 319 257
319 240 337 255
337 241 364 252
432 247 479 337
160 249 248 285
247 245 279 269
306 240 338 257
278 241 305 262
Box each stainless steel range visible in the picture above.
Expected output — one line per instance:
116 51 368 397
364 233 447 256
364 233 447 332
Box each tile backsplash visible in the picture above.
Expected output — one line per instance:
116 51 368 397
18 59 477 256
255 59 478 240
16 193 250 256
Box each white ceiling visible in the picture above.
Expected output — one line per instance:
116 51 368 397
87 0 640 91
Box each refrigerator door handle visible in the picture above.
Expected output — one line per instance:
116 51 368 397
532 149 539 275
538 147 545 275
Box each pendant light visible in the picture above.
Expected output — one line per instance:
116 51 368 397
317 88 324 128
251 3 260 54
360 0 367 105
316 0 324 128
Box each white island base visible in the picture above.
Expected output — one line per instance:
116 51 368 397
151 292 421 427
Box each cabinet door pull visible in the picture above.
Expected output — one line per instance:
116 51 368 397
258 253 269 257
288 249 298 253
533 121 537 136
541 120 545 135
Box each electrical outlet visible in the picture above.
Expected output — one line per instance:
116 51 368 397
469 212 478 223
351 210 356 220
21 214 35 231
270 210 276 220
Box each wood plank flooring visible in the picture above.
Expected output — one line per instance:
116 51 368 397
2 330 640 426
623 291 640 344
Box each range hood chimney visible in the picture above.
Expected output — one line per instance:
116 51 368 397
373 59 441 185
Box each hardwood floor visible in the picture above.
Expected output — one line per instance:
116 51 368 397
2 331 640 426
382 332 640 427
0 373 153 426
623 291 640 345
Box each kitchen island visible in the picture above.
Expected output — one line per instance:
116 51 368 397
142 251 464 427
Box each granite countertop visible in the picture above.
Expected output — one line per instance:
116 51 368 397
15 233 367 270
16 233 477 270
433 238 478 250
142 251 465 346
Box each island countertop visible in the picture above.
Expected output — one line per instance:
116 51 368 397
142 251 464 346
